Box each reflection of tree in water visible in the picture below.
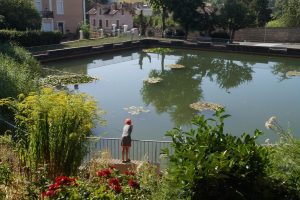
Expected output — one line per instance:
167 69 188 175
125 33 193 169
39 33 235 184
271 61 300 81
177 53 254 91
138 51 151 69
141 68 202 126
141 50 255 126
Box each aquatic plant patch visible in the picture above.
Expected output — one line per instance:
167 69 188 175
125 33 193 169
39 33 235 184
189 102 224 111
165 64 185 69
143 48 174 54
286 70 300 76
40 74 98 87
144 77 163 84
123 106 150 115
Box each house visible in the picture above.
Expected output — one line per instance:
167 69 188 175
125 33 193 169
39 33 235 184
34 0 85 34
87 3 134 32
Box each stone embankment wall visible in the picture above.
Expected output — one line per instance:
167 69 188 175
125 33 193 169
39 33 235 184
234 28 300 43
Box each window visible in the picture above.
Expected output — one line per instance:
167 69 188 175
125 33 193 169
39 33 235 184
99 8 102 15
106 20 108 27
56 0 64 15
93 19 96 26
99 20 102 28
116 20 119 28
121 9 124 15
35 0 42 12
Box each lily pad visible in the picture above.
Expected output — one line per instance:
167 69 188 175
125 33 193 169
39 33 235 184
189 102 224 112
143 48 174 54
123 106 150 115
144 77 163 84
165 64 185 69
40 74 98 87
286 71 300 76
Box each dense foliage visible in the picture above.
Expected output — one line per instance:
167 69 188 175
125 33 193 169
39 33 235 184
0 0 41 31
0 88 105 178
0 30 62 47
0 43 40 99
160 109 299 200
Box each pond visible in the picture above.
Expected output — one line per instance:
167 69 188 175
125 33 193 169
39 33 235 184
45 49 300 143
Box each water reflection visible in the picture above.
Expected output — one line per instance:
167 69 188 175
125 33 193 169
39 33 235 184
141 51 255 126
271 60 300 81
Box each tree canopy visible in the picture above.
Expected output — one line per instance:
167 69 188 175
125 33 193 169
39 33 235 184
0 0 41 30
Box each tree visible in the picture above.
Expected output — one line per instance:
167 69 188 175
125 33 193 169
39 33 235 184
281 0 300 27
249 0 272 27
168 0 205 38
0 0 41 30
86 0 109 10
218 0 255 42
147 0 170 37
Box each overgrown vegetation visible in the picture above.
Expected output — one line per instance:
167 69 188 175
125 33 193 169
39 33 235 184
153 109 300 200
0 88 105 179
0 30 62 47
0 43 40 99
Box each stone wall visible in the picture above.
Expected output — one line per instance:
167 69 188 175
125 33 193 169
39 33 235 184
234 28 300 43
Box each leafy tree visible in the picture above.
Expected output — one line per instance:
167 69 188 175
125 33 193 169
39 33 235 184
249 0 272 27
147 0 170 37
281 0 300 27
218 0 255 42
86 0 109 10
0 0 41 30
168 0 205 37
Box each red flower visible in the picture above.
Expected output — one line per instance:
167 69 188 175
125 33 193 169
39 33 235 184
124 170 135 176
48 182 60 190
97 169 112 178
55 176 76 186
128 179 140 189
108 178 120 186
112 184 122 193
45 189 55 197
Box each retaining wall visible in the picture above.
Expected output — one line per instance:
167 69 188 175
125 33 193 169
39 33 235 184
33 39 300 63
234 28 300 43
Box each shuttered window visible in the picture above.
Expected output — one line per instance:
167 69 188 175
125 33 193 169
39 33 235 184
56 0 64 15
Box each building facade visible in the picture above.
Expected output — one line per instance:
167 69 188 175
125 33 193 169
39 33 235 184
88 3 134 33
34 0 85 34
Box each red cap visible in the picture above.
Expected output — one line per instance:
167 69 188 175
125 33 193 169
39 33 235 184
124 118 132 125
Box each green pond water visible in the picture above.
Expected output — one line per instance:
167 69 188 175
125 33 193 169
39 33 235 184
45 49 300 143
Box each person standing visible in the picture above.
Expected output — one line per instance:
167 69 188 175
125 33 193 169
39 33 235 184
121 118 133 163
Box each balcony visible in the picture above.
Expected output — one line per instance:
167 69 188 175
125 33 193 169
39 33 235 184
40 11 54 18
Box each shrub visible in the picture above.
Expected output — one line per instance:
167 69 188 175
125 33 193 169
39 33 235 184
266 19 287 28
0 30 62 47
162 109 296 200
0 54 40 99
0 88 105 178
265 116 300 198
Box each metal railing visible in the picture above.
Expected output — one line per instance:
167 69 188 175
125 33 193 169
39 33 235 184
86 137 173 164
1 117 173 164
40 11 54 18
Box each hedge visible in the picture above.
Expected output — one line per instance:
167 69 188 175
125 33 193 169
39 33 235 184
0 30 62 47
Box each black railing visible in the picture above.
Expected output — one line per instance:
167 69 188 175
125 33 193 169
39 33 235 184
86 137 173 164
41 11 54 18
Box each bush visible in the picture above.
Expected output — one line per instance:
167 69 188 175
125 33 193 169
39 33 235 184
0 30 62 47
267 19 286 28
0 88 105 179
0 43 40 99
162 109 297 200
